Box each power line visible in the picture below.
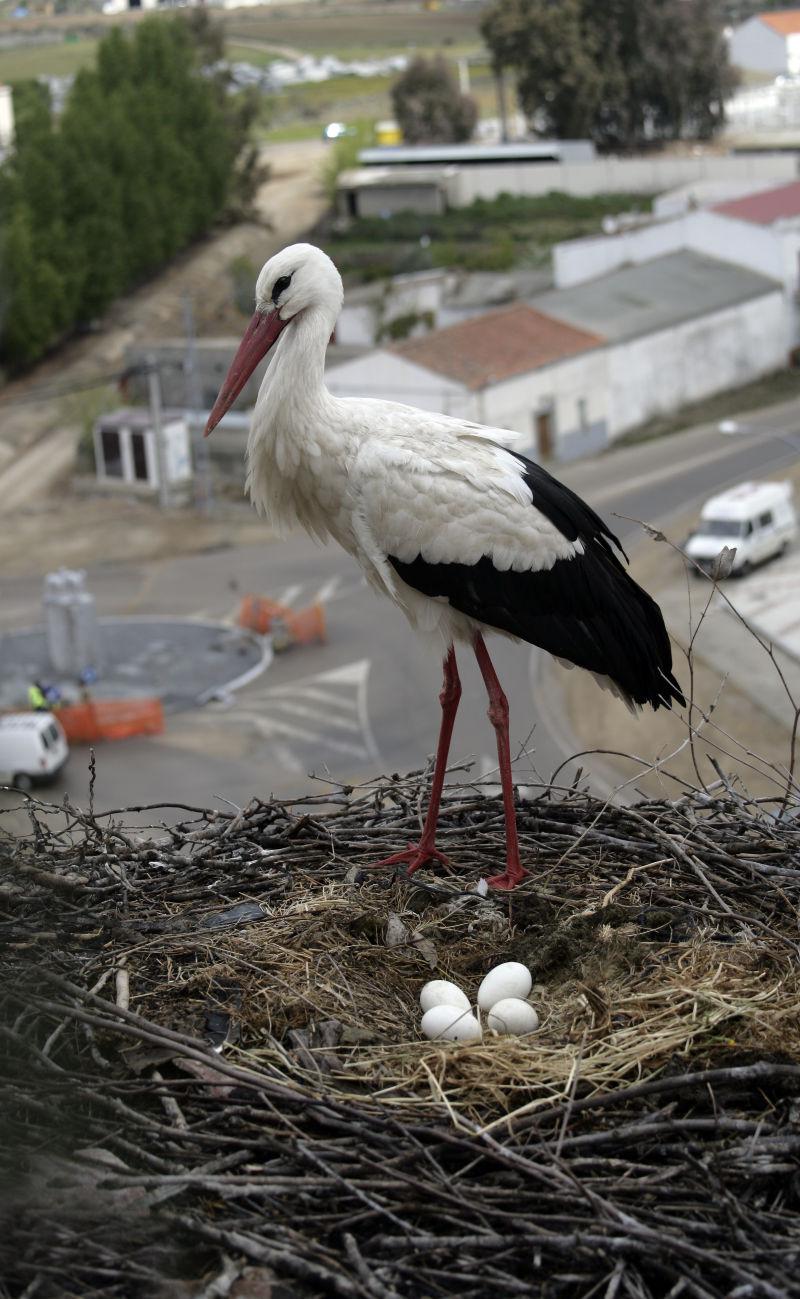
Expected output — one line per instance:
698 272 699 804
0 359 184 409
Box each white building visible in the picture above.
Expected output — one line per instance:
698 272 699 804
534 252 786 437
729 10 800 75
553 178 800 333
93 408 192 497
326 303 608 461
327 250 785 455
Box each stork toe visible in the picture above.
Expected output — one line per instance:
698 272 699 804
370 842 456 877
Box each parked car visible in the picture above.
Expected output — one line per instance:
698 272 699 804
685 480 797 577
0 712 69 791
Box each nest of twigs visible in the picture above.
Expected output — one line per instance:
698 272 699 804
2 771 800 1298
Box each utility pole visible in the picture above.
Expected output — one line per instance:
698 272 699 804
183 292 213 512
146 355 170 511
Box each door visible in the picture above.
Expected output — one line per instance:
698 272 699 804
100 428 123 478
130 431 149 482
534 408 553 460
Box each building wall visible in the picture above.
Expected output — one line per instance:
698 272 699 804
347 182 445 219
478 349 609 460
447 153 797 206
729 17 788 74
324 346 610 462
607 290 788 436
325 351 476 419
554 210 788 289
336 270 452 346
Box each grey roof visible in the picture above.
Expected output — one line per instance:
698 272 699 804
531 251 781 343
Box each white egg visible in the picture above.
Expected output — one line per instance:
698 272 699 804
419 979 470 1014
477 961 533 1010
486 998 540 1036
421 1005 483 1043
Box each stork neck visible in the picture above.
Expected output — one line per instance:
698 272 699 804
261 303 333 424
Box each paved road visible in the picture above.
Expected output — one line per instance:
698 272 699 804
1 405 798 829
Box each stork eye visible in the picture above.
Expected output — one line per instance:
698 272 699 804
272 274 292 304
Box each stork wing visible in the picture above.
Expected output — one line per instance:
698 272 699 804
350 418 618 574
350 421 683 711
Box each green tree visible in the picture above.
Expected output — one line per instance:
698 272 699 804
0 201 68 366
391 56 477 144
481 0 737 152
1 12 255 369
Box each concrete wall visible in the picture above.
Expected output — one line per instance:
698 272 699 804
349 182 445 219
554 210 788 289
607 290 788 436
729 17 787 74
448 152 797 206
336 270 453 347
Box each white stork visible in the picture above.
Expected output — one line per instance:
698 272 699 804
205 243 684 891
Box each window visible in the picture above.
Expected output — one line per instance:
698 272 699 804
47 723 59 745
40 729 51 751
131 431 149 481
758 511 774 529
100 428 123 477
577 398 588 430
702 519 753 538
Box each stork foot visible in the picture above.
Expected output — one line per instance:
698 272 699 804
486 865 529 891
371 842 455 877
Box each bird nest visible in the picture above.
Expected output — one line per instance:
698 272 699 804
2 770 800 1298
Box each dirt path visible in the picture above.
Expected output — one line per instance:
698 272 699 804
0 140 328 491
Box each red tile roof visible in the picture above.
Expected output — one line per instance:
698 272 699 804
760 10 800 35
713 179 800 225
392 303 603 389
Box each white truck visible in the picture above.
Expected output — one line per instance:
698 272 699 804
0 712 70 791
685 481 797 577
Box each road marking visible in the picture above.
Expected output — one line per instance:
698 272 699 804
227 658 381 766
276 583 303 607
311 575 341 603
247 714 371 760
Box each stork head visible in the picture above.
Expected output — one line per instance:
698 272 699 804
204 243 343 437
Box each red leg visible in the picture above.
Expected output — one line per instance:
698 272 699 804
372 645 461 877
473 632 527 891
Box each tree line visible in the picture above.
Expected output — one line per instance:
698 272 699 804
481 0 736 153
0 14 259 370
387 1 735 153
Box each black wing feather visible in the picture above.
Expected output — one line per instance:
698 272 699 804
388 451 684 711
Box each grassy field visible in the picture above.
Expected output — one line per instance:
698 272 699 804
0 37 98 82
225 42 281 67
221 2 487 58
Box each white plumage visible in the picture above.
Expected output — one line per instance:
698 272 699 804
206 243 684 890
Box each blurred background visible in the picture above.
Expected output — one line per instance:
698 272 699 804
1 0 799 831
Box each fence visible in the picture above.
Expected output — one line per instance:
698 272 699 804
58 698 164 744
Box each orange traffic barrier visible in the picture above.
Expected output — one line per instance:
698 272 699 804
237 595 290 635
58 698 164 744
272 602 327 651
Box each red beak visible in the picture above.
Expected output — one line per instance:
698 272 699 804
204 309 288 437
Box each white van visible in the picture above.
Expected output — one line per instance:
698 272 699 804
685 481 797 577
0 713 70 791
